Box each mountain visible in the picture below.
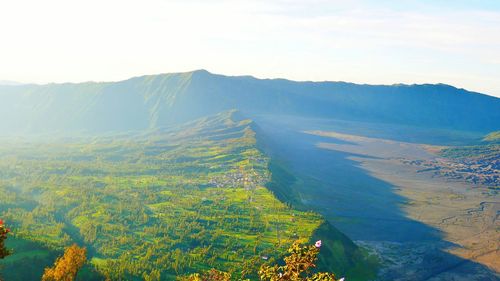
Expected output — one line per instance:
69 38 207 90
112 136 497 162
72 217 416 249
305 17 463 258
0 70 498 136
1 71 498 280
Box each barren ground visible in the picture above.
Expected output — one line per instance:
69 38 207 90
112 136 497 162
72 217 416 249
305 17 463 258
256 115 499 281
310 131 499 280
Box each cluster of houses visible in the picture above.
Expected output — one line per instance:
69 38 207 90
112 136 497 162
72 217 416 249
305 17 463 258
208 169 267 189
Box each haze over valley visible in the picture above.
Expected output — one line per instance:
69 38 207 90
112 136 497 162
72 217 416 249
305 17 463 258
0 70 498 280
1 1 499 280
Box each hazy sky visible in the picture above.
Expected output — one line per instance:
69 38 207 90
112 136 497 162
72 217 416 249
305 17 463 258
1 0 500 97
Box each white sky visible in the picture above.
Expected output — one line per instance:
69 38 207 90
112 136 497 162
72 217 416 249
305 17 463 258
1 0 499 97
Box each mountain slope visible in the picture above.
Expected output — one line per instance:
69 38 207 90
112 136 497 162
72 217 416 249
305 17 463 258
0 70 498 135
483 131 500 143
0 111 377 280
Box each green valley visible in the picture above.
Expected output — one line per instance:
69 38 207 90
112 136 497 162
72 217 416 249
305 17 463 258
2 0 500 278
0 111 376 280
0 70 498 281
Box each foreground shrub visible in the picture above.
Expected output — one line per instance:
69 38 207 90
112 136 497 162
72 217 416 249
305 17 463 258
42 244 87 281
0 219 10 259
182 240 344 281
181 269 232 281
259 240 341 281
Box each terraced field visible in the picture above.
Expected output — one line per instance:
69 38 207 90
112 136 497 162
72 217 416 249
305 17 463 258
0 111 376 280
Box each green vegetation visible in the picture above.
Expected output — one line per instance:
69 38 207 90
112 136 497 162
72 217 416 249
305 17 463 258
483 131 500 143
181 268 232 281
259 240 338 281
0 236 62 280
264 162 378 280
1 70 498 136
311 224 378 281
440 129 500 160
0 219 10 259
183 240 342 281
42 244 87 281
265 161 303 208
0 112 349 280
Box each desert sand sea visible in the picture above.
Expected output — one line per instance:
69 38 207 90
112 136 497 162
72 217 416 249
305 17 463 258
256 115 499 281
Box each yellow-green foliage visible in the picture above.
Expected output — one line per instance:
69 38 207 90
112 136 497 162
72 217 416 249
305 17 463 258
42 244 87 281
483 131 500 143
259 240 339 281
179 269 231 281
0 113 323 280
0 219 11 259
183 240 341 281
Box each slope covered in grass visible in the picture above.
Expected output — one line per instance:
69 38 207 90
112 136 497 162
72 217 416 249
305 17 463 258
0 111 377 280
483 131 500 143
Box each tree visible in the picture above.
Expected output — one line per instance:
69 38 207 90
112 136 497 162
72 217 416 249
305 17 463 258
180 269 232 281
0 219 11 259
181 240 343 281
42 244 87 281
259 240 342 281
143 269 161 281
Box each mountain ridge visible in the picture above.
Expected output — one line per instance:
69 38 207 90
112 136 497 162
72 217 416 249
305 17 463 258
0 70 499 136
3 69 490 97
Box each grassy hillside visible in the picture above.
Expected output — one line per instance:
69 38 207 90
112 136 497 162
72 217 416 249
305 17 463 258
0 70 499 136
0 111 377 280
483 131 500 143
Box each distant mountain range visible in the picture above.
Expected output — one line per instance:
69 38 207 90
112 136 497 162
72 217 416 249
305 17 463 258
0 70 498 135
